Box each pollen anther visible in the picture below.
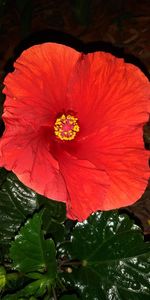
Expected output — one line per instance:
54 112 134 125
54 114 79 141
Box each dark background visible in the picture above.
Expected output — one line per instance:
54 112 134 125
0 0 150 234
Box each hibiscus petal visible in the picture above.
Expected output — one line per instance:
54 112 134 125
1 44 149 221
67 52 150 136
58 151 109 221
70 125 149 210
0 127 67 202
3 43 80 128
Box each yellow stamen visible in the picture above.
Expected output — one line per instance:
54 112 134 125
54 114 80 141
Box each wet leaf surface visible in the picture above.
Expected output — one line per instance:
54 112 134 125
59 211 150 300
0 173 38 247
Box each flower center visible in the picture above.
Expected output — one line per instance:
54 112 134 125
54 114 80 141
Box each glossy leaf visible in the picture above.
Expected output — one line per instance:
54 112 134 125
45 220 65 244
10 212 57 278
2 278 47 299
59 211 150 300
0 168 8 187
38 195 66 223
3 273 31 298
60 295 79 300
38 195 66 244
0 172 38 246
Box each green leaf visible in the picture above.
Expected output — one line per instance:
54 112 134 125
3 272 30 297
59 211 150 300
0 168 8 187
38 195 66 244
18 278 47 298
10 212 57 279
38 195 66 223
60 295 79 300
0 173 38 247
0 266 6 291
5 213 57 299
2 278 47 299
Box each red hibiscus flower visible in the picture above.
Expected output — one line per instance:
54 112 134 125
0 43 149 221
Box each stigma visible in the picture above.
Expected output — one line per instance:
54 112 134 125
54 114 80 141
